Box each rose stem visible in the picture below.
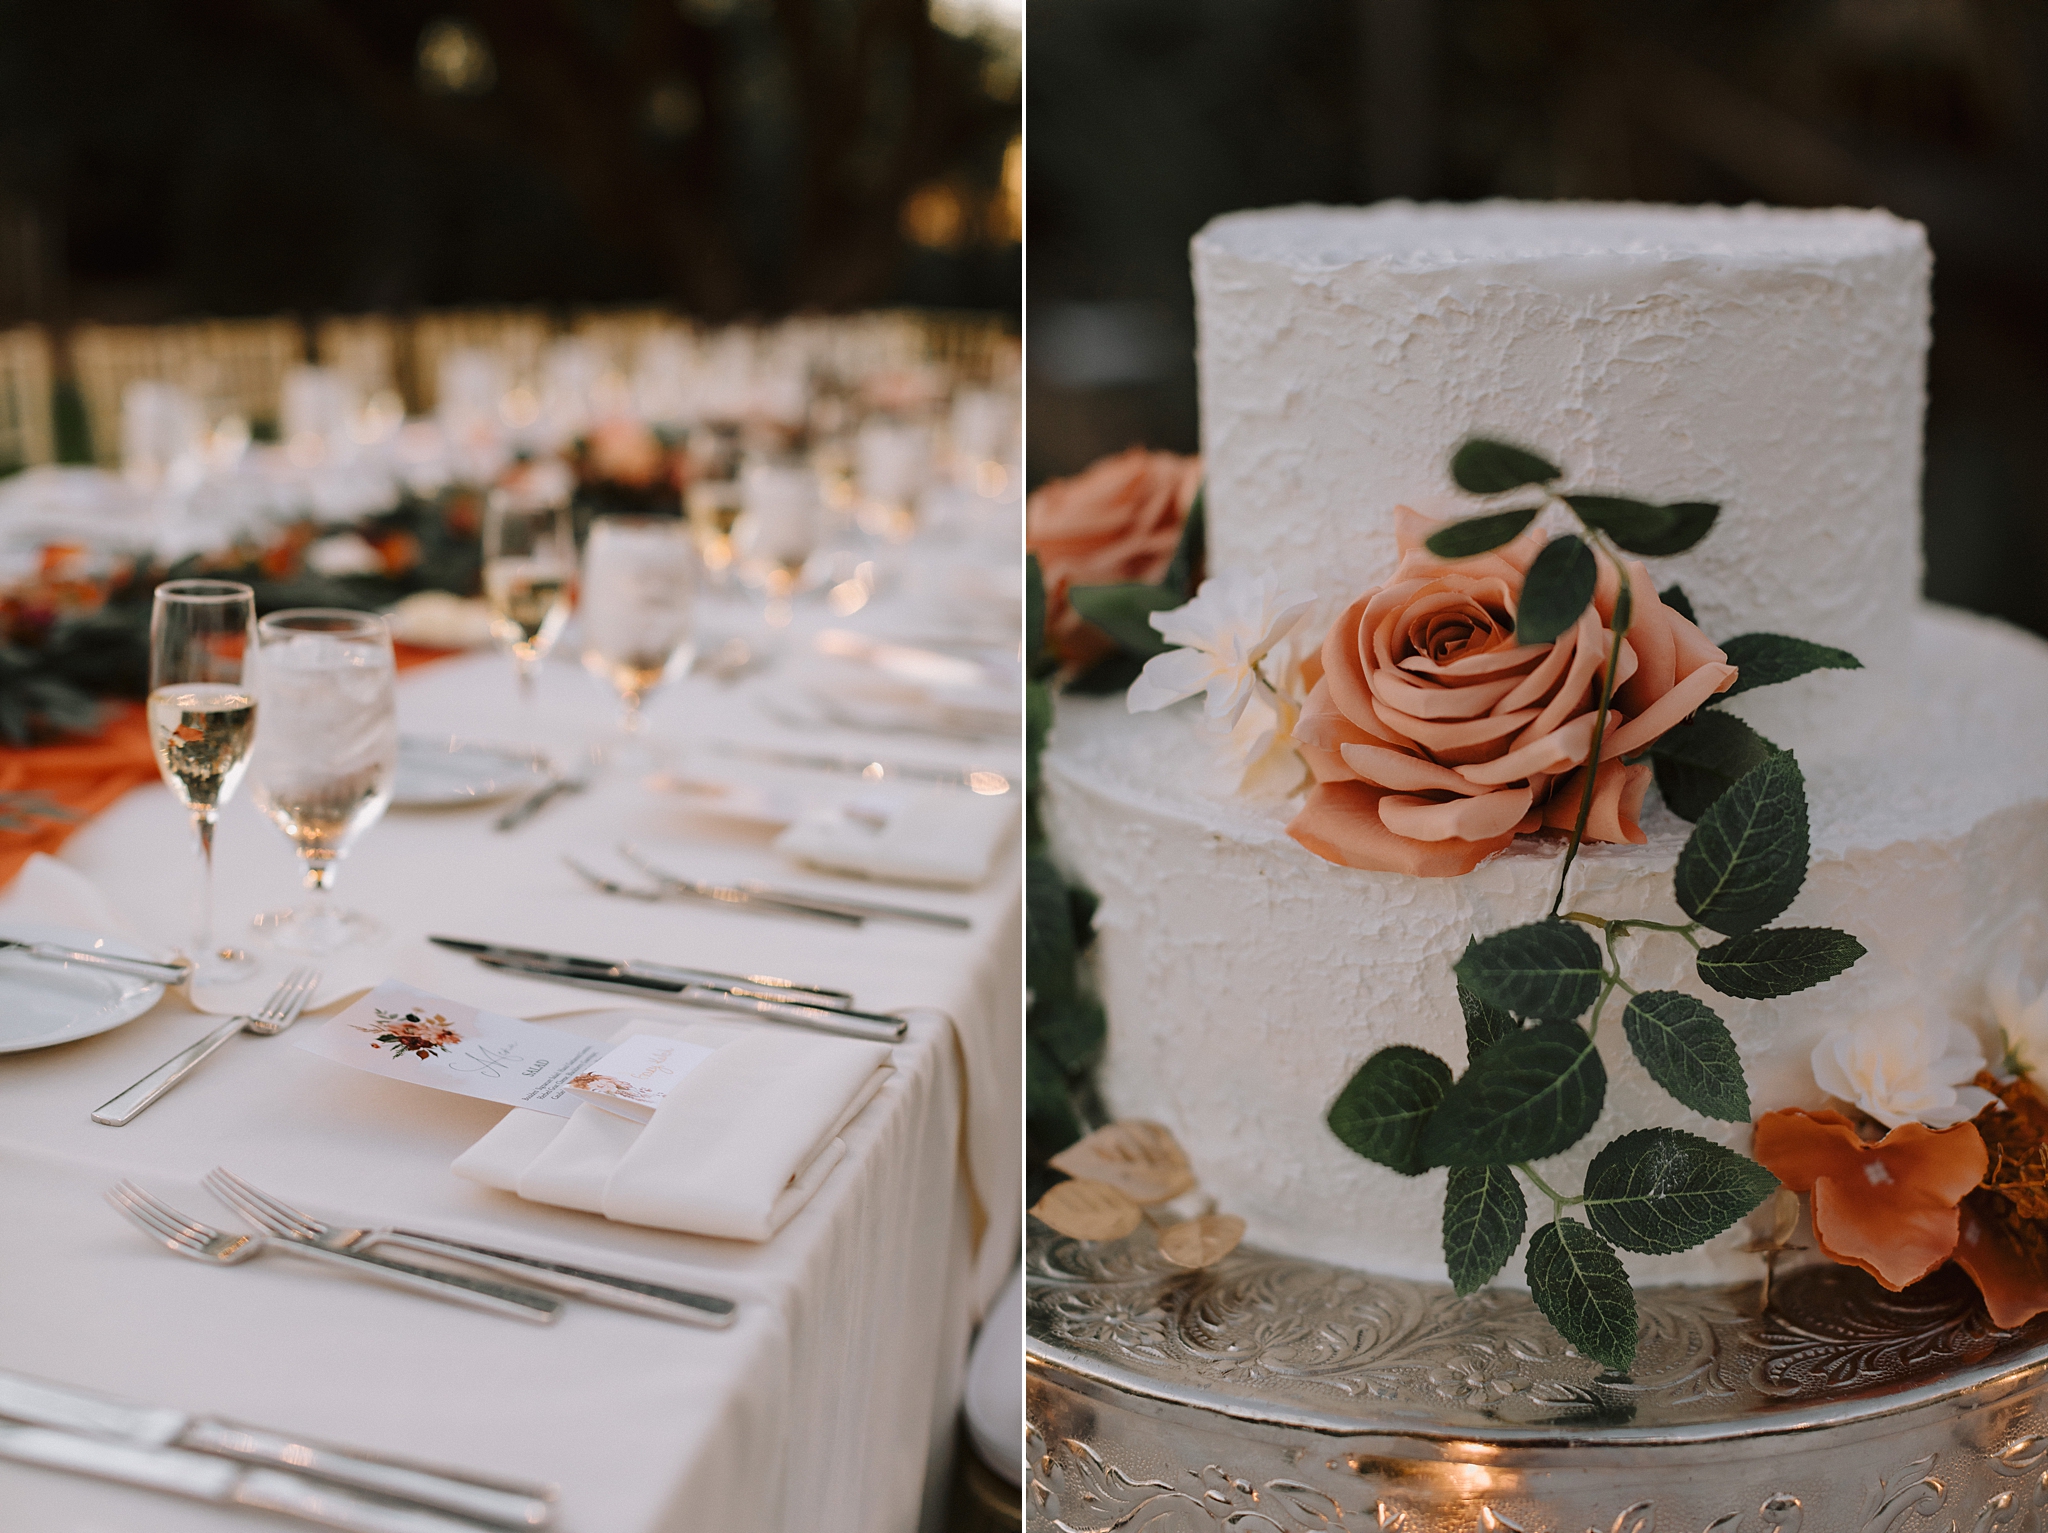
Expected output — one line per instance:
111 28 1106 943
1548 538 1632 919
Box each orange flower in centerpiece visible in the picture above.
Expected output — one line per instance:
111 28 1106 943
1285 507 1737 877
1752 1107 1988 1291
1027 447 1202 675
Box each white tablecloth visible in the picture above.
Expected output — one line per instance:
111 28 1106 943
0 617 1021 1531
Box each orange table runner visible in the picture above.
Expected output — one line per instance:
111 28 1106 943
0 644 460 888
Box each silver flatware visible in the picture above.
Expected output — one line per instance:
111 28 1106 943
424 934 855 1009
563 855 863 927
0 1419 509 1533
494 773 587 832
0 1370 554 1528
92 966 322 1127
106 1181 561 1325
206 1169 738 1330
620 845 971 931
472 953 908 1042
704 740 1014 794
0 937 192 984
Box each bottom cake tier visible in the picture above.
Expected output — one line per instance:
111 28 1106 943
1026 1224 2048 1533
1042 603 2048 1288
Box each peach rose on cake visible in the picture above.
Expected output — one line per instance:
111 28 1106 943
1285 507 1738 877
1028 447 1202 674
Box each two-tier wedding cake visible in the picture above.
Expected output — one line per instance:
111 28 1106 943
1042 201 2048 1302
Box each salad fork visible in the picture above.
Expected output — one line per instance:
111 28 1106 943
206 1168 738 1328
105 1182 561 1324
93 966 322 1127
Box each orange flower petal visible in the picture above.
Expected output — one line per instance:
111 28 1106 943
1285 781 1513 876
1539 758 1651 844
1377 786 1534 842
1954 1195 2048 1329
1339 741 1490 796
1753 1109 1987 1292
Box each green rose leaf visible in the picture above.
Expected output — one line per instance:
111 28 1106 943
1582 1128 1779 1256
1328 1046 1453 1176
1620 991 1750 1122
1162 487 1205 598
1423 506 1542 561
1515 535 1597 647
1658 583 1697 625
1066 582 1181 657
1711 633 1862 701
1458 981 1520 1059
1697 927 1867 999
1418 1022 1606 1168
1026 853 1078 1020
1565 496 1719 558
1526 1219 1638 1372
1443 1165 1528 1296
1454 918 1605 1024
1451 438 1560 495
1674 751 1810 936
1648 710 1779 823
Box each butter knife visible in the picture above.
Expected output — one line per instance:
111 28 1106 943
0 938 190 984
473 953 907 1041
494 774 586 832
425 935 855 1008
0 1418 531 1532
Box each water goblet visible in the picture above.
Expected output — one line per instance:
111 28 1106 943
248 610 399 954
733 458 822 628
483 472 576 701
147 580 259 982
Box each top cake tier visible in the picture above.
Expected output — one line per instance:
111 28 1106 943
1193 200 1930 679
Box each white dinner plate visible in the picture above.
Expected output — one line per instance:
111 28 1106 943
392 737 550 808
0 922 170 1053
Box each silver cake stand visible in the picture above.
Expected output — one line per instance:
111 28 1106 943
1026 1224 2048 1532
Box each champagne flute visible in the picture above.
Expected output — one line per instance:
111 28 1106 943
248 610 399 953
482 482 575 701
148 580 258 981
580 515 699 752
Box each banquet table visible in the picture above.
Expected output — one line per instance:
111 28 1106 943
0 587 1022 1532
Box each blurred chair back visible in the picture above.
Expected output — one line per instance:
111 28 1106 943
71 318 302 463
315 314 402 405
408 308 552 412
0 326 56 472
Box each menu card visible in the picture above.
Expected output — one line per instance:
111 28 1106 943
296 980 607 1117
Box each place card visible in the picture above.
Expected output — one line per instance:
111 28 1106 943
566 1033 716 1123
296 980 607 1117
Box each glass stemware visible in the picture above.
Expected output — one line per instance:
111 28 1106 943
247 610 399 953
733 458 822 628
482 477 576 701
147 580 259 981
580 515 699 749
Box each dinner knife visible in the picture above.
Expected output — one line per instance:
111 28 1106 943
426 935 855 1009
0 1419 533 1533
618 846 971 931
472 954 908 1042
0 938 191 984
0 1372 554 1528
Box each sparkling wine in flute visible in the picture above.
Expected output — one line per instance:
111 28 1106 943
147 683 256 813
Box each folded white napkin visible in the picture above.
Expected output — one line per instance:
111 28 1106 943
772 787 1015 889
453 1017 893 1242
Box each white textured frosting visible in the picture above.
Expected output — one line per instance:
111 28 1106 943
1045 606 2048 1286
1194 201 1930 696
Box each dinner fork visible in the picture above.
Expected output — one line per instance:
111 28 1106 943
93 967 321 1127
105 1182 561 1324
205 1169 738 1329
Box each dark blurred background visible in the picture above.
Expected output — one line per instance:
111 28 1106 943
0 0 1020 328
1027 0 2048 640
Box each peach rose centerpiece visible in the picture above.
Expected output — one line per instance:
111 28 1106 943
1027 447 1202 675
1286 508 1738 877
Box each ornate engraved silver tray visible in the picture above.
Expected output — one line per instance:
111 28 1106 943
1026 1225 2048 1532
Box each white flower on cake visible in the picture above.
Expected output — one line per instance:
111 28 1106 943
1125 570 1315 730
1987 910 2048 1076
1224 637 1313 797
1809 1006 1996 1130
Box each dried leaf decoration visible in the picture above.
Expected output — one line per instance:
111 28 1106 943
1029 1178 1143 1242
1047 1120 1196 1205
1976 1071 2048 1218
1158 1213 1247 1269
